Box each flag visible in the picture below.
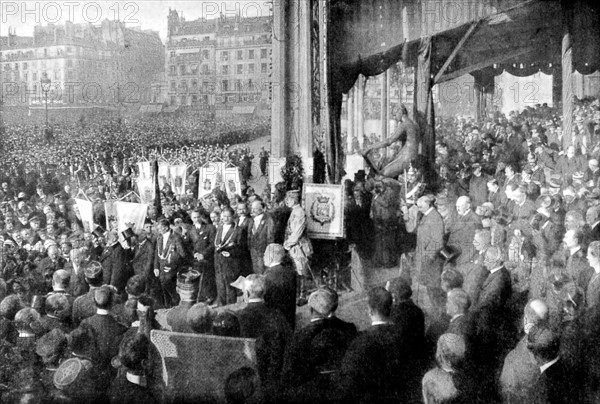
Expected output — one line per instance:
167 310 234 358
104 200 117 231
115 201 148 243
137 161 152 180
169 164 188 196
158 161 170 190
153 160 162 218
74 198 94 233
137 177 155 204
198 162 220 199
223 166 242 200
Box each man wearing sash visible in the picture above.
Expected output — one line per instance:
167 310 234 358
214 207 243 306
153 219 186 308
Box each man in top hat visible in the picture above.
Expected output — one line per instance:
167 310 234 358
283 190 313 305
469 163 488 208
446 196 482 267
71 261 105 326
130 220 155 283
89 226 106 262
281 286 357 401
100 230 132 296
153 218 187 308
165 270 201 333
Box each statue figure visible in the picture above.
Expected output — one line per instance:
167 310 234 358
361 105 420 178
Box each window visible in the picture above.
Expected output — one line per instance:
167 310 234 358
66 47 72 53
170 51 176 58
44 49 48 57
171 81 176 90
249 50 255 59
249 64 255 74
221 51 229 61
261 49 267 58
181 95 187 105
222 65 229 75
33 72 37 81
202 50 210 60
237 64 243 74
236 80 241 91
170 65 176 74
170 96 176 105
180 80 187 90
192 95 198 104
180 65 186 75
67 71 74 80
222 80 229 92
54 71 59 80
237 50 243 60
203 95 209 104
67 60 73 68
192 80 198 90
261 63 267 74
23 72 28 81
202 64 209 74
14 63 19 70
23 62 28 70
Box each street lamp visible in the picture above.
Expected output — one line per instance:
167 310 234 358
40 72 51 137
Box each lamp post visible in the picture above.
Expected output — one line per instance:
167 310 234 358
40 72 51 136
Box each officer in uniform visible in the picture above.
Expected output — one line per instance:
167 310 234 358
165 269 201 333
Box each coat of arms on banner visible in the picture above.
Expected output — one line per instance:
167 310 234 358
303 184 345 240
310 194 335 225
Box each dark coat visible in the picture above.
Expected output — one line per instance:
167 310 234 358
459 251 489 306
416 208 445 287
214 223 244 306
107 373 157 404
100 242 133 293
446 314 470 337
248 213 275 274
154 230 187 273
189 224 216 270
72 286 100 326
63 262 88 298
130 238 155 279
566 249 594 290
80 313 127 366
469 174 488 208
390 299 425 357
337 323 412 403
533 361 576 404
500 335 540 403
446 210 482 266
264 263 297 329
282 316 357 390
473 266 511 311
238 301 291 394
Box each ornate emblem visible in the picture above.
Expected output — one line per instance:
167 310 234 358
310 194 335 226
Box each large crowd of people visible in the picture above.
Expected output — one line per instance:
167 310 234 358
0 97 600 402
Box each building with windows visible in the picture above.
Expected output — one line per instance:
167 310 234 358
165 10 272 117
0 20 164 110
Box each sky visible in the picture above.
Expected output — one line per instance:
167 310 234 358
0 1 273 42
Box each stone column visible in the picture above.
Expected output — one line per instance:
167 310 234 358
357 75 364 148
347 89 354 153
381 71 389 139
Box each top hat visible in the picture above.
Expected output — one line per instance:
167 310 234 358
121 228 135 240
439 245 460 263
91 226 105 239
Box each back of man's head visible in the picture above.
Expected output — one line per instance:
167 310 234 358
527 326 560 363
524 299 549 327
367 287 393 319
94 286 114 310
52 270 70 290
246 274 266 300
447 288 471 314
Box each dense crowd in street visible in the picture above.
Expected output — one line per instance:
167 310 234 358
1 97 600 402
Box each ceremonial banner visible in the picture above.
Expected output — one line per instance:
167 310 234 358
149 330 260 403
115 201 148 242
303 183 345 239
104 201 118 231
169 164 188 196
74 198 94 233
223 166 242 200
137 177 155 204
158 161 170 190
198 162 224 199
137 161 152 180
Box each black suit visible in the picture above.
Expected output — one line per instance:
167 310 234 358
589 223 600 243
214 223 243 306
189 224 216 301
282 316 357 388
337 323 413 403
446 314 470 336
72 286 100 326
264 263 297 329
238 301 292 395
100 242 132 294
107 373 157 404
248 213 275 274
80 313 127 367
131 238 154 279
236 216 253 276
535 360 576 404
390 299 425 359
153 230 187 308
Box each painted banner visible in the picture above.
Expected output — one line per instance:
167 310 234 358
158 161 171 190
137 161 152 180
104 200 118 232
223 166 242 200
74 198 94 233
169 164 188 196
149 330 259 403
198 162 224 199
137 177 155 204
115 201 148 242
